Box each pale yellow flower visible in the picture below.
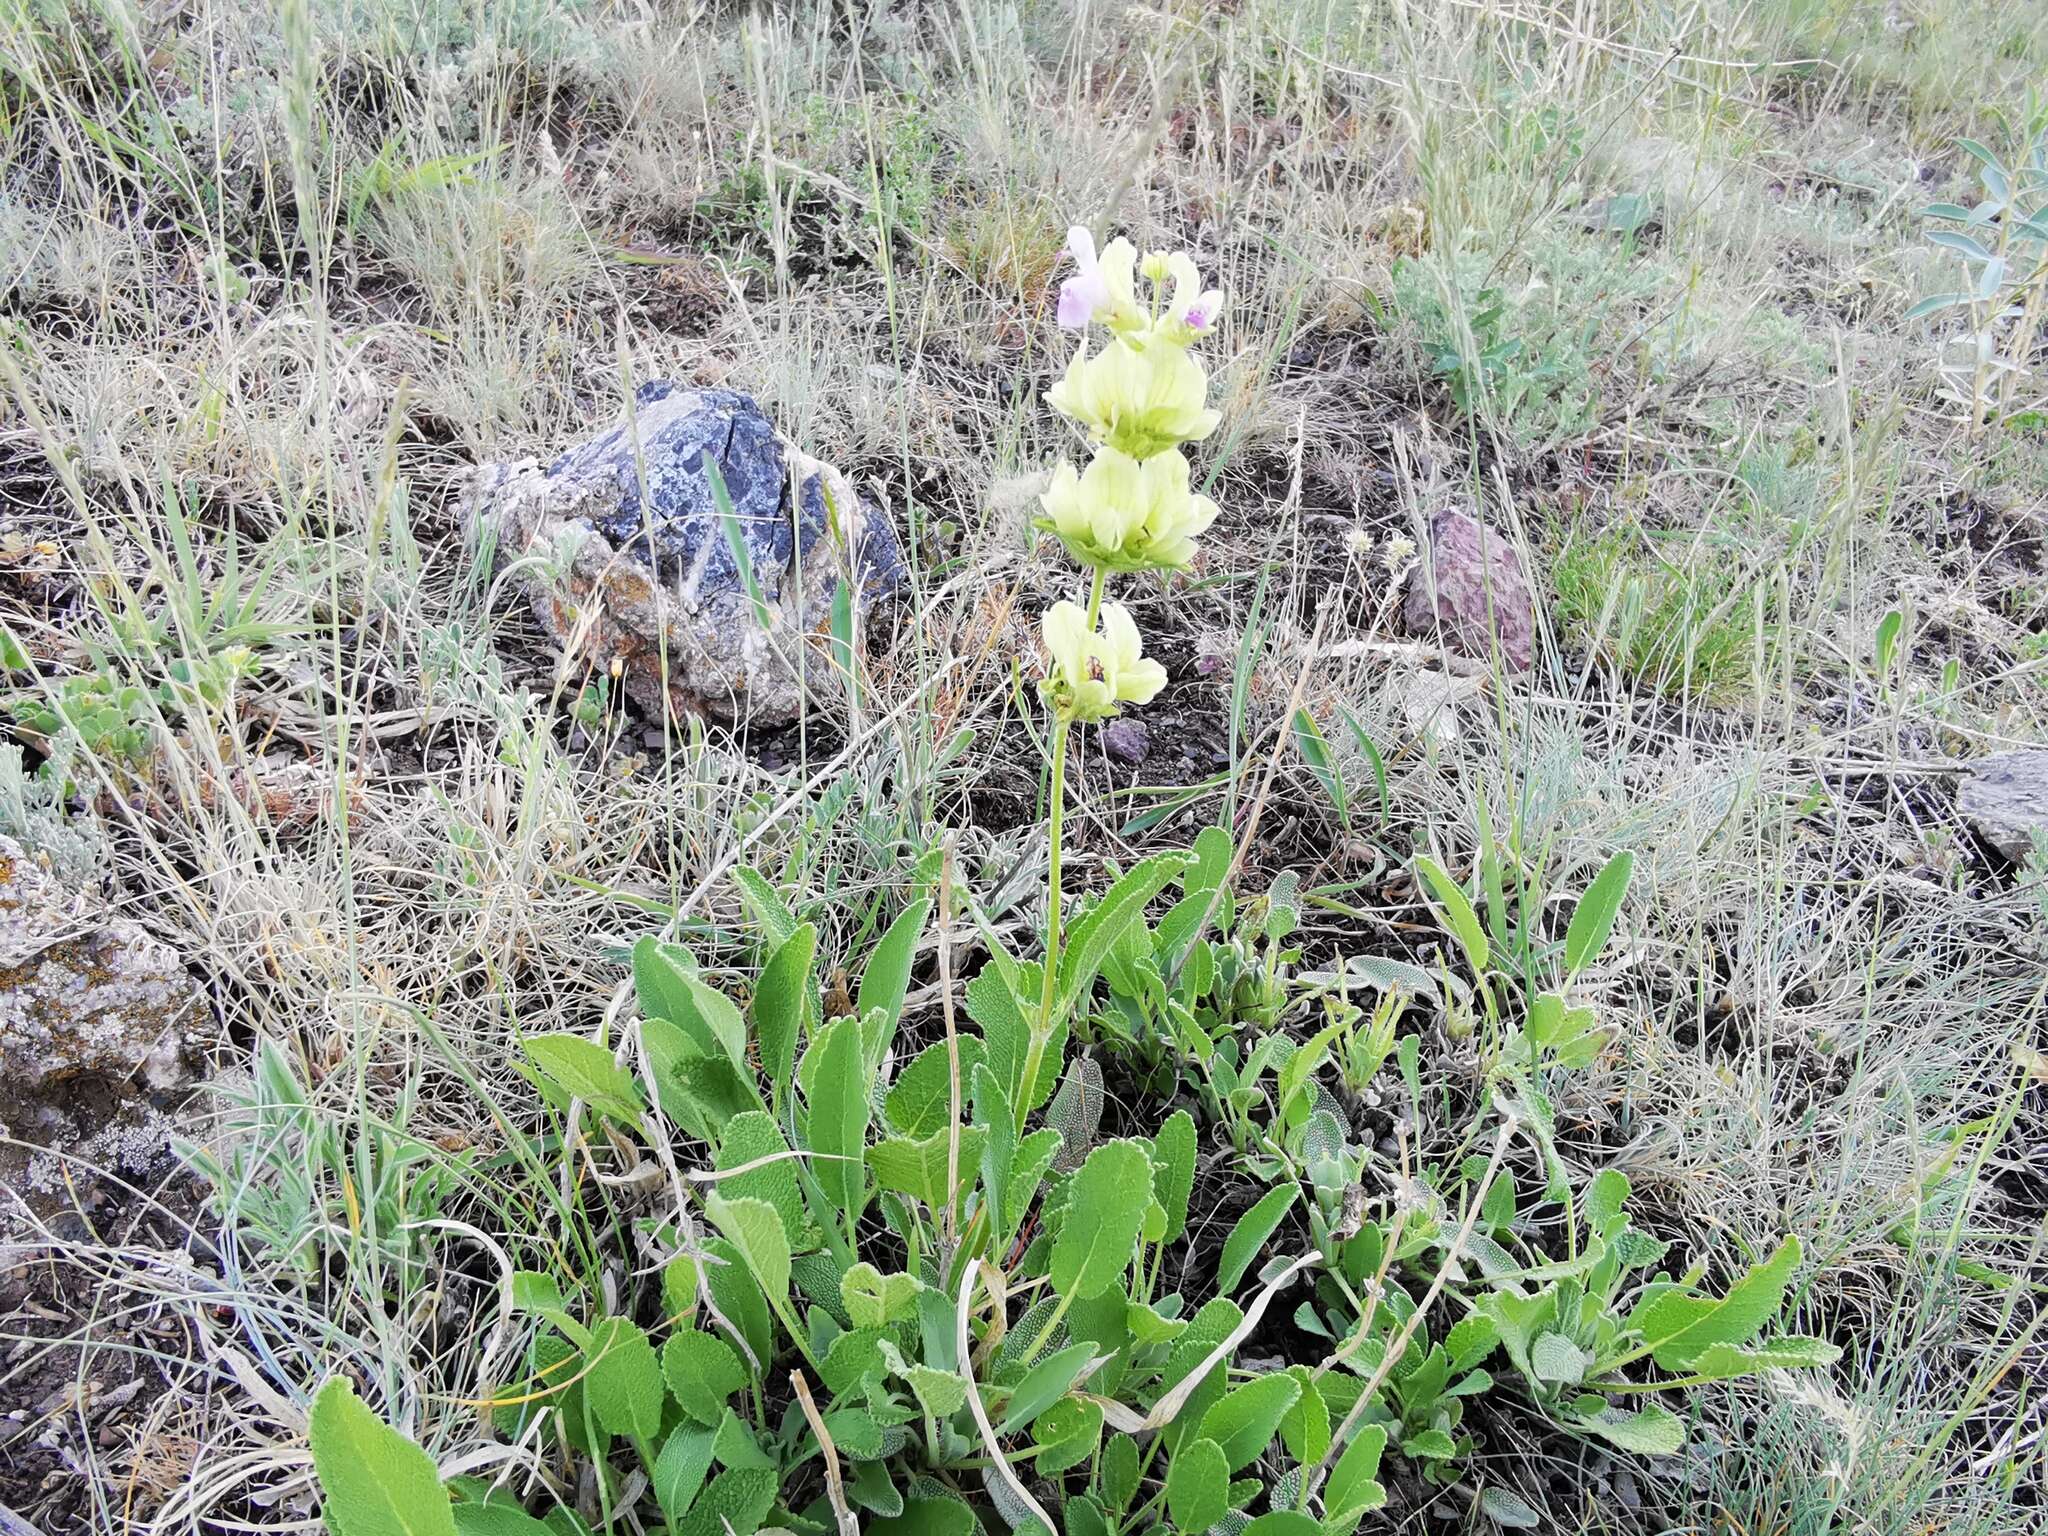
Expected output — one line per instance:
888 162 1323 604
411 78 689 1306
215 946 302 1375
1046 338 1222 461
1040 600 1167 721
1038 447 1218 572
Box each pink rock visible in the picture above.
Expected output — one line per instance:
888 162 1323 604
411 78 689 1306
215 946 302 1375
1402 509 1536 672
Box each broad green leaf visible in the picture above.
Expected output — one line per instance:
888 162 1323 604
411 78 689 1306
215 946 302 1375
869 1498 976 1536
1633 1236 1802 1370
1530 1331 1590 1386
966 969 1034 1110
1195 1372 1301 1472
1031 1395 1103 1471
869 1126 987 1214
652 1424 716 1520
822 1327 888 1396
1049 1140 1154 1302
902 1363 968 1419
633 937 701 1033
1240 1514 1320 1536
886 1037 985 1137
997 1340 1097 1434
642 1020 758 1143
309 1379 456 1536
1166 1437 1229 1531
508 1270 589 1348
1101 1434 1141 1512
1402 1427 1458 1459
803 1015 872 1241
584 1317 663 1441
704 1195 791 1322
972 1061 1017 1242
1152 1109 1196 1244
713 1112 807 1247
671 1243 771 1378
520 1035 642 1121
1216 1184 1298 1292
674 1467 777 1536
1277 1366 1328 1465
1584 1169 1630 1236
1476 1488 1542 1529
1573 1402 1684 1454
1325 1423 1388 1518
1563 850 1632 975
750 921 815 1113
712 1406 775 1468
842 1262 923 1328
1057 853 1187 1015
858 897 931 1065
449 1505 552 1536
662 1330 745 1426
729 867 797 947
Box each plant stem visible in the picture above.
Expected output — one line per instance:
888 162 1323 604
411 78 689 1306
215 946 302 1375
1019 711 1072 1129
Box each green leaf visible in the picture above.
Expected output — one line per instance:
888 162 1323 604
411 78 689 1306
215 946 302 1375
1278 1365 1328 1465
674 1466 777 1536
704 1195 792 1324
886 1037 985 1137
642 1020 757 1143
997 1340 1097 1434
841 1262 922 1329
1216 1184 1298 1293
1415 856 1488 973
309 1380 456 1536
446 1505 554 1536
1633 1236 1802 1370
713 1111 807 1247
1152 1109 1196 1244
1240 1515 1321 1536
1049 1140 1154 1302
750 922 815 1113
902 1363 968 1419
651 1424 716 1521
662 1330 745 1426
803 1015 872 1242
1573 1402 1684 1454
584 1317 663 1441
508 1270 589 1348
1563 851 1632 975
1031 1395 1103 1471
869 1498 977 1536
520 1035 642 1121
1166 1437 1229 1532
1531 1332 1590 1386
1680 1336 1841 1380
858 897 931 1065
1292 707 1349 830
1195 1372 1301 1472
1476 1487 1542 1529
869 1126 987 1215
1057 852 1187 1016
1325 1423 1387 1519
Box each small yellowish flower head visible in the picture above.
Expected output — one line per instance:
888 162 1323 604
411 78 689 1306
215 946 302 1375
1040 600 1167 722
1038 447 1218 572
1046 338 1222 461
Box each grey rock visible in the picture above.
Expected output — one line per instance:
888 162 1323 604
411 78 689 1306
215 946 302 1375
467 383 906 725
1402 508 1536 672
1101 718 1150 764
0 835 201 1147
1959 750 2048 861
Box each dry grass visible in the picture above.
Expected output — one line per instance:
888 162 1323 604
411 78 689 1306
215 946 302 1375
2 0 2044 1531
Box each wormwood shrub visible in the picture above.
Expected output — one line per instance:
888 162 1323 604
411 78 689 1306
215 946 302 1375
303 232 1835 1536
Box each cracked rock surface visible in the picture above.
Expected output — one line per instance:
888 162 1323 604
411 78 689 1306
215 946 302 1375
0 836 204 1218
467 383 907 725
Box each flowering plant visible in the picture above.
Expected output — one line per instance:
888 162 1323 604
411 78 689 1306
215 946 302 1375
1018 226 1226 1115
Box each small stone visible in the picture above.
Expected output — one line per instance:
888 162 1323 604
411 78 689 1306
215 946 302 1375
1101 718 1150 764
466 383 906 726
0 837 205 1224
1401 508 1536 672
1958 750 2048 861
